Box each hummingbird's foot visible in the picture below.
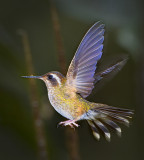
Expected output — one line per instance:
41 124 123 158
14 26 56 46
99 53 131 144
58 120 79 129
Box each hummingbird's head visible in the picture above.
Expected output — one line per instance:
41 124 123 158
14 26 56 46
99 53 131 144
41 71 66 89
22 71 66 89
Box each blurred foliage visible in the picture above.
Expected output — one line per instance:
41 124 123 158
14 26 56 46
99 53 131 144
0 0 144 160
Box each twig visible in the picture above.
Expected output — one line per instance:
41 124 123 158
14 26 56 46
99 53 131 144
50 2 66 74
50 2 80 160
19 30 49 160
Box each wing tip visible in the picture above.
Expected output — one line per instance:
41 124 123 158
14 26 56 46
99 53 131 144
94 21 105 27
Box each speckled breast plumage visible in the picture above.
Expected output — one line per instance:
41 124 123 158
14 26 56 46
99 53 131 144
48 87 91 121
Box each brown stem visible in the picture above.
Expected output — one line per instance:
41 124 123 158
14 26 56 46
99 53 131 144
50 1 80 160
50 1 67 74
19 30 49 160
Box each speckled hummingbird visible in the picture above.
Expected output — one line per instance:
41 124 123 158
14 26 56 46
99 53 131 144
22 22 133 141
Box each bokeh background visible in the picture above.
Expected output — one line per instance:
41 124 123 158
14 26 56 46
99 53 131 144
0 0 144 160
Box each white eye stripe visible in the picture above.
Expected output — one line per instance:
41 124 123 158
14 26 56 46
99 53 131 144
51 74 62 85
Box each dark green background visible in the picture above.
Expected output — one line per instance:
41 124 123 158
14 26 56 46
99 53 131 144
0 0 143 160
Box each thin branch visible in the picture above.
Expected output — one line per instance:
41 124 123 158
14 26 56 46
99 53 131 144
50 2 67 74
19 30 49 160
50 2 80 160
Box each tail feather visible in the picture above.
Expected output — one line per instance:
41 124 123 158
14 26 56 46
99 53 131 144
102 118 121 136
96 106 133 117
94 119 111 141
87 120 100 140
99 110 130 126
87 104 134 141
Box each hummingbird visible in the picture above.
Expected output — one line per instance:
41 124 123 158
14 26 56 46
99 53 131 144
22 21 133 141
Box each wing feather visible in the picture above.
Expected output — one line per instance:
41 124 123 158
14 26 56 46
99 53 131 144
66 22 104 98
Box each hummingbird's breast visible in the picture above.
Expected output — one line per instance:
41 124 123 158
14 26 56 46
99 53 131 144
48 87 90 120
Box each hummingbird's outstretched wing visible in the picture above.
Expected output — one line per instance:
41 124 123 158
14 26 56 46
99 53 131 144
93 58 128 89
66 21 105 98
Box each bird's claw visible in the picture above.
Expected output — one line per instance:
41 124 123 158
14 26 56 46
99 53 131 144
57 120 79 129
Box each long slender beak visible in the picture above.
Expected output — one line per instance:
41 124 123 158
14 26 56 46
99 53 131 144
21 75 42 79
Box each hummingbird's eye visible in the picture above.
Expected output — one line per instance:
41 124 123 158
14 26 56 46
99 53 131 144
48 75 53 80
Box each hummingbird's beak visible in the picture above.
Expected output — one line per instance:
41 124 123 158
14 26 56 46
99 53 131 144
21 75 42 79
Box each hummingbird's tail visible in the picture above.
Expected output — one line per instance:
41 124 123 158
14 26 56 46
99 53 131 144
87 104 133 141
